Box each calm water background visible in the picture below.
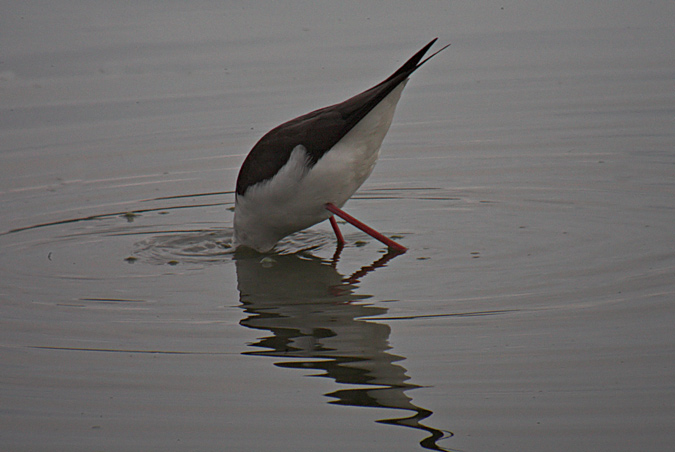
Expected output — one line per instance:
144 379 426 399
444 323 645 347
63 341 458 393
2 1 674 451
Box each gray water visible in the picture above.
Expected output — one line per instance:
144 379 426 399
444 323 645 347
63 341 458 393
2 2 674 451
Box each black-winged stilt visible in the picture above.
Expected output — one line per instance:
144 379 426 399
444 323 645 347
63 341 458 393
234 39 448 253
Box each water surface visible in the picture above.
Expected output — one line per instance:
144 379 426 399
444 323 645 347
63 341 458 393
2 2 674 451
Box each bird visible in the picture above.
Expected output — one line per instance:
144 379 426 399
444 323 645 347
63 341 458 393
233 38 449 253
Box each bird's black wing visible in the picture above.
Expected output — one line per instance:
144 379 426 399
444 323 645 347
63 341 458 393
236 38 446 196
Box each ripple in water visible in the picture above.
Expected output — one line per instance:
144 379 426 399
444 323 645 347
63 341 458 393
130 228 338 265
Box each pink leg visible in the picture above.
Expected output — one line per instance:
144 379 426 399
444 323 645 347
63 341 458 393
329 215 345 246
325 203 407 253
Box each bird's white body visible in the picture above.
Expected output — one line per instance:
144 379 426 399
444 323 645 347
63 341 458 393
232 39 447 253
234 83 407 252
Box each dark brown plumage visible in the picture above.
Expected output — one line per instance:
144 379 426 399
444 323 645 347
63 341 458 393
236 38 447 196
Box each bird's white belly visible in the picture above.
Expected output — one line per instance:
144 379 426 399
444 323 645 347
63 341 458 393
234 82 406 252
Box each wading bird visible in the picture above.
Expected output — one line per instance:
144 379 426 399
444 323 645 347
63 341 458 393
234 39 448 253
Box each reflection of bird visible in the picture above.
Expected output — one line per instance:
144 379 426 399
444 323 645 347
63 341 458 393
235 253 452 451
234 39 449 253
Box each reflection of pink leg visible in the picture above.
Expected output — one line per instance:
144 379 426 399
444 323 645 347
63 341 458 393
329 215 345 246
325 202 407 253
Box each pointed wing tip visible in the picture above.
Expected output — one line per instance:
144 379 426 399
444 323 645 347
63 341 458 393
388 38 448 81
420 38 450 57
418 40 451 67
